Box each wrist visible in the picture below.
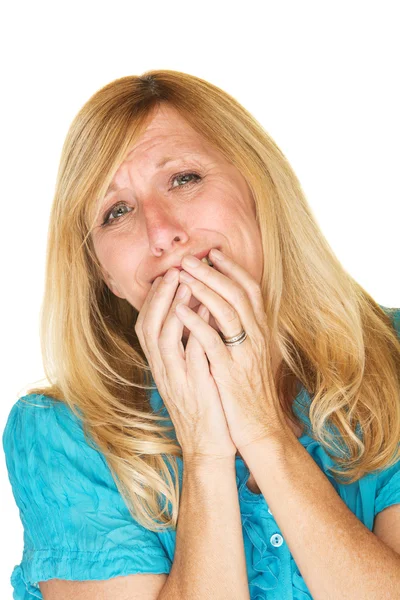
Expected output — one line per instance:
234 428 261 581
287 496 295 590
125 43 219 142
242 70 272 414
237 425 297 461
183 453 236 473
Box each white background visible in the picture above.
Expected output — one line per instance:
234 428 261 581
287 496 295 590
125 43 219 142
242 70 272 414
1 1 399 596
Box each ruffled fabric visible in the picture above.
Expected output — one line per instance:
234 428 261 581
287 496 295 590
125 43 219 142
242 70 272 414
236 454 283 598
3 396 172 599
375 459 400 516
242 515 281 597
292 566 313 599
10 544 172 599
236 440 314 599
11 566 41 599
234 394 346 600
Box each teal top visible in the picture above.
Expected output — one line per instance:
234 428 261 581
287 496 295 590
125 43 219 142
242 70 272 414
3 305 400 600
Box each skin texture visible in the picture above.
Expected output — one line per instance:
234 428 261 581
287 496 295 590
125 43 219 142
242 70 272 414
90 104 305 471
91 103 266 348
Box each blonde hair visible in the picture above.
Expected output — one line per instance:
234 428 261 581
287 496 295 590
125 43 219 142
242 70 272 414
24 70 400 532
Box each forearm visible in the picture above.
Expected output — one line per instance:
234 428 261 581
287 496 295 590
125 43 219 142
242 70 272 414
239 431 400 600
158 457 250 600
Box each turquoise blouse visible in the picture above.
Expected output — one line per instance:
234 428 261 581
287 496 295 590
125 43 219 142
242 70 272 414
3 305 400 600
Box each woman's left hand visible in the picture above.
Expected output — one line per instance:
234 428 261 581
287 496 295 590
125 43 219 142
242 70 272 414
174 249 290 452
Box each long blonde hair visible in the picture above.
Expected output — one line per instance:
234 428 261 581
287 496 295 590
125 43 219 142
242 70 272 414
24 70 400 532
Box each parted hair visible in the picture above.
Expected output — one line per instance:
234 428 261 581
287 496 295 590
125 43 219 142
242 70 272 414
24 70 400 532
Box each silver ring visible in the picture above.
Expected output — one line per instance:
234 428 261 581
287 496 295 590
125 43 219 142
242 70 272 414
219 329 248 346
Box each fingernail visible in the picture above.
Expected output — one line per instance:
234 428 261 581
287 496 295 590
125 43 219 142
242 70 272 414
164 268 178 282
182 255 200 267
210 249 224 261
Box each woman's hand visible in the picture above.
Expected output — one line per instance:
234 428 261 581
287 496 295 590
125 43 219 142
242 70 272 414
135 269 237 461
173 249 291 453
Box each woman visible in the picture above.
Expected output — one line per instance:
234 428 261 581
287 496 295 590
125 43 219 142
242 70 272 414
3 70 400 600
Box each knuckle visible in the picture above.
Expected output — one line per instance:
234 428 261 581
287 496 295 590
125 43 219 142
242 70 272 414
191 277 203 290
202 268 213 283
158 329 169 343
184 347 198 363
235 285 248 303
249 280 263 297
209 329 222 349
159 331 175 352
142 322 153 338
159 342 176 357
222 304 237 323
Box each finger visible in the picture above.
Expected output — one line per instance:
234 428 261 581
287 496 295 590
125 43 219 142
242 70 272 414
135 276 163 336
134 277 163 360
175 301 229 366
209 251 266 327
180 251 265 333
159 282 193 367
178 273 243 340
184 304 212 375
160 290 210 380
137 269 181 370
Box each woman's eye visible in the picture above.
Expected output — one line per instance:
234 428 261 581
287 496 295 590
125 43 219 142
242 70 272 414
169 171 202 189
101 171 202 227
102 203 133 227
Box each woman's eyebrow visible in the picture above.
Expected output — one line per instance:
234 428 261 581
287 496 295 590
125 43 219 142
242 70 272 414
156 152 202 169
156 156 176 169
103 152 203 198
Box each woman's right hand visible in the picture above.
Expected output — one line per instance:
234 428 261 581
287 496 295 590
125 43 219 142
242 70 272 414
135 268 237 462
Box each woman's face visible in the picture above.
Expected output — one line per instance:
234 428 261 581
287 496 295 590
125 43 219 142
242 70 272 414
91 104 264 341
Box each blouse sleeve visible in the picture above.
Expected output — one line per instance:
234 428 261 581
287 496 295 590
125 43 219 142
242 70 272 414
374 306 400 517
2 394 172 595
374 453 400 516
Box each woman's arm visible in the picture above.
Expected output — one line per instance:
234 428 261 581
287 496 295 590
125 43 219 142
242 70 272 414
239 432 400 600
158 457 250 600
